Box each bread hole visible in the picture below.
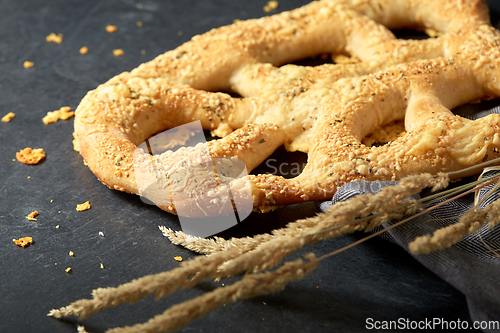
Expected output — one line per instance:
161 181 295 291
452 98 500 119
251 146 308 179
291 51 360 67
144 126 206 155
391 28 434 40
362 120 406 147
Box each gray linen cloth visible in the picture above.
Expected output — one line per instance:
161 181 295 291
317 103 500 332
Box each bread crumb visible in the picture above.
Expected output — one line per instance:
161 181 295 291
106 25 118 33
99 231 105 237
264 1 278 12
174 256 183 262
56 225 60 229
43 106 74 124
113 49 124 57
100 263 105 269
137 21 143 27
76 201 91 212
23 61 34 68
79 46 88 54
46 33 63 44
77 325 90 333
26 210 39 221
2 112 15 122
65 267 72 273
141 49 146 54
72 132 80 152
16 147 46 165
69 251 74 257
268 1 279 9
13 237 33 248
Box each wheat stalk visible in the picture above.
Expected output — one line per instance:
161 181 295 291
48 159 500 333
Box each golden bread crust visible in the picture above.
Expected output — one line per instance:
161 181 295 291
75 0 500 216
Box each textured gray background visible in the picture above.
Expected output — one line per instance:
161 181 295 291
2 0 499 332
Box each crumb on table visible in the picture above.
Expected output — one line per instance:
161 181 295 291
79 46 88 54
43 106 74 124
46 33 63 43
76 201 91 212
2 112 15 122
16 147 46 165
23 61 34 68
26 210 39 221
72 132 80 152
113 49 124 57
13 237 33 248
174 256 183 262
106 25 118 33
264 1 279 12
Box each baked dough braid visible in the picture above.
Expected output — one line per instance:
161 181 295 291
75 0 500 217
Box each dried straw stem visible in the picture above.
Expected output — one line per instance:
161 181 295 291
49 173 446 321
105 256 318 333
409 197 500 254
163 173 448 256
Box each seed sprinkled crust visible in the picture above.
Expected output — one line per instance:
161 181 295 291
74 0 500 216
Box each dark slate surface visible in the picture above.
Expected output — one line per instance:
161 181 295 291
2 0 499 332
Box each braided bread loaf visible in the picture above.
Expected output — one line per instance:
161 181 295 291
75 0 500 217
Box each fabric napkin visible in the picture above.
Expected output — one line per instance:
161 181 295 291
317 102 500 332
